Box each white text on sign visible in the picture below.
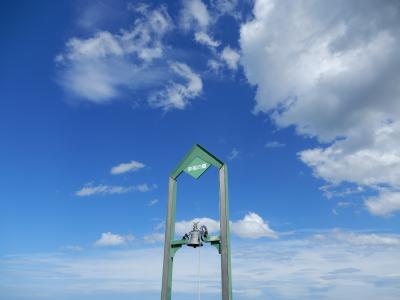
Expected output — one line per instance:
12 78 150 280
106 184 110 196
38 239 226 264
187 164 207 172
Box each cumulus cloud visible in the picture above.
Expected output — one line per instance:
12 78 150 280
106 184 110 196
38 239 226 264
95 232 134 247
148 62 203 111
110 160 145 175
240 0 400 216
299 121 400 187
231 212 277 239
174 212 276 239
365 191 400 217
241 0 400 138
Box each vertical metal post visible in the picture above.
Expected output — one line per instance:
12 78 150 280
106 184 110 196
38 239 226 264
161 177 177 300
219 165 232 300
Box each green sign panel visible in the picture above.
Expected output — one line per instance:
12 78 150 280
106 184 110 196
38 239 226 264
184 157 210 179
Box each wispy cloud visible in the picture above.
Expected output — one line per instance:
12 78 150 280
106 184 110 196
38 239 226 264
314 229 400 246
56 4 205 111
265 141 285 149
111 160 145 175
148 198 159 206
75 184 132 196
148 62 203 111
75 183 157 196
143 233 164 243
56 5 173 104
134 183 157 193
227 147 239 160
194 31 220 48
60 245 83 252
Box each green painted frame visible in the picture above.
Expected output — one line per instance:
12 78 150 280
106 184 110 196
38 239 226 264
161 144 232 300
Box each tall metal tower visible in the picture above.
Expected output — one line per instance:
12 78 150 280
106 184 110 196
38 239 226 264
161 144 232 300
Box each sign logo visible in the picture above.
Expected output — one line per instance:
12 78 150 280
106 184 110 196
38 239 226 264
184 157 210 179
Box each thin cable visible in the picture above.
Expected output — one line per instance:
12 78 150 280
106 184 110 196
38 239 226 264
197 246 201 300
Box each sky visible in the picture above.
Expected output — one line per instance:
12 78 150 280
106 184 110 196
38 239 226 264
1 0 400 299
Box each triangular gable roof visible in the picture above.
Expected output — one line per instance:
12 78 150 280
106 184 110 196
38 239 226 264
170 144 224 179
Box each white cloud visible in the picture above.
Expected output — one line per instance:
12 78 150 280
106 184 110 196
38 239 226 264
134 183 157 193
336 231 400 246
207 59 223 73
240 0 400 216
320 185 364 199
194 31 220 48
148 198 159 206
211 0 239 18
365 191 400 217
148 62 203 111
143 233 165 243
60 32 124 60
227 147 239 160
75 184 133 196
299 121 400 187
94 232 134 247
231 212 277 239
175 217 220 236
175 212 276 239
221 46 240 70
265 141 285 149
337 201 351 208
314 229 400 247
75 183 156 196
4 230 400 299
110 160 145 175
240 0 400 137
180 0 210 31
56 5 173 103
61 245 83 252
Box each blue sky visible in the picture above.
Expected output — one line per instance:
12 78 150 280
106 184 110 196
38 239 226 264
1 0 400 299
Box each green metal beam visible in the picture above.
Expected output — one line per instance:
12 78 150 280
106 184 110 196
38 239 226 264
170 144 224 179
161 144 232 300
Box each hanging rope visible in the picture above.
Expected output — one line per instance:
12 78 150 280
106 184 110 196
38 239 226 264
197 246 201 300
